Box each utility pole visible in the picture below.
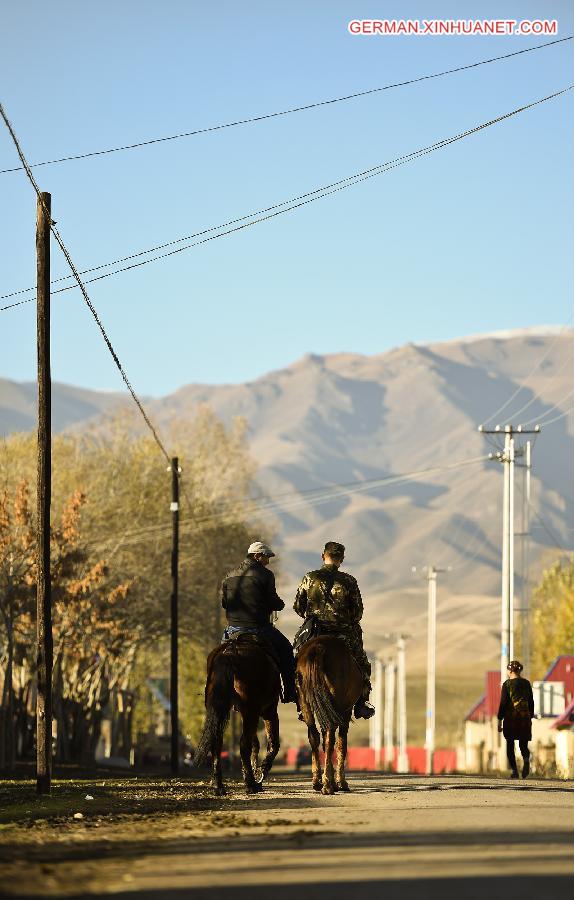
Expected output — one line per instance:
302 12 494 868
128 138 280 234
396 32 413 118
396 635 408 774
517 440 532 675
169 457 180 775
413 565 449 775
383 659 395 771
479 424 540 683
36 192 53 796
369 657 383 766
523 440 532 674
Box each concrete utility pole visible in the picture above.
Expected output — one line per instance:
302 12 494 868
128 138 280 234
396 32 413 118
396 636 408 774
413 565 449 775
479 424 540 683
517 441 532 675
369 657 384 765
383 659 395 770
36 192 53 796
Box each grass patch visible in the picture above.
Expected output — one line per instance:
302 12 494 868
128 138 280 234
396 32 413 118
0 776 214 826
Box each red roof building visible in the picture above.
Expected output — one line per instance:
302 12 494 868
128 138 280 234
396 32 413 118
542 655 574 708
465 671 501 722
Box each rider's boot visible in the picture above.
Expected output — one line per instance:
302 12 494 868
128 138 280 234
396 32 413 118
354 699 375 719
354 684 375 720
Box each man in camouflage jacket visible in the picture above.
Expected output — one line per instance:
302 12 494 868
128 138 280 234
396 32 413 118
294 541 375 719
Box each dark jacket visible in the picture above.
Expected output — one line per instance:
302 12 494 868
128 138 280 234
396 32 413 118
221 558 285 627
498 677 534 741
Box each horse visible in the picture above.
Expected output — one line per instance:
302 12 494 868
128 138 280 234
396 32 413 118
296 635 363 795
194 636 281 795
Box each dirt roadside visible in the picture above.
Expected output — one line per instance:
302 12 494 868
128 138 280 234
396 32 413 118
1 773 574 899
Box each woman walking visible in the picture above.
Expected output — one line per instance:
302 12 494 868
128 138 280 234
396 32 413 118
497 660 535 779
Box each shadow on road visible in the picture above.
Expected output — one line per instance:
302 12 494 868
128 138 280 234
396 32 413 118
3 827 574 864
31 876 574 900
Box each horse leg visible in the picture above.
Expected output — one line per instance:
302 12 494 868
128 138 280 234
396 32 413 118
240 712 262 794
211 733 225 796
308 722 322 791
322 726 337 795
212 754 225 796
259 709 280 780
336 719 351 792
251 730 260 778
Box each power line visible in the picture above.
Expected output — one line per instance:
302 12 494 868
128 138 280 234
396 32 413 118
3 85 573 312
514 479 570 555
423 465 485 562
1 36 571 177
531 395 574 428
482 319 574 425
523 386 574 426
86 454 489 552
0 103 171 465
528 503 568 554
450 527 499 574
498 333 574 422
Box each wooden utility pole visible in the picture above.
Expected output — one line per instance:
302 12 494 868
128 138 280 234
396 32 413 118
169 457 180 774
36 192 53 795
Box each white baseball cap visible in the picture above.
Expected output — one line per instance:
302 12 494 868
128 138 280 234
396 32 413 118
248 541 275 557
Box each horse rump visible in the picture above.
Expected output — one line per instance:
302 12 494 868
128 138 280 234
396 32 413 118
193 650 235 766
300 639 346 733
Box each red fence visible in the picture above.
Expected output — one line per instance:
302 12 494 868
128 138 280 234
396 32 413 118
285 745 457 773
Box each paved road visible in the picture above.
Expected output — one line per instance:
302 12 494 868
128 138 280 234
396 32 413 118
3 774 574 899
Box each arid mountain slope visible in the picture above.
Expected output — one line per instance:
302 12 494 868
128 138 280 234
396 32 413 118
2 328 572 668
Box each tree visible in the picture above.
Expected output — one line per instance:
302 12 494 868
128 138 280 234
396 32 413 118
0 404 269 763
531 557 574 678
0 479 133 765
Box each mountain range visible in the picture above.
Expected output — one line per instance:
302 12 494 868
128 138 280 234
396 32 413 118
2 327 573 672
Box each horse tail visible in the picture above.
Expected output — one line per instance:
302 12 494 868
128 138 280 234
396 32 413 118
302 641 346 733
193 651 234 766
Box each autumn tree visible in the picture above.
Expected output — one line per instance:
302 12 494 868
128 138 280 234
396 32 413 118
531 557 574 678
0 404 268 759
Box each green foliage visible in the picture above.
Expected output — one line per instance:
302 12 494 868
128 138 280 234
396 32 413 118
531 557 574 679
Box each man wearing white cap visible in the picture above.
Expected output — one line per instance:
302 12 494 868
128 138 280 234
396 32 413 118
220 542 297 704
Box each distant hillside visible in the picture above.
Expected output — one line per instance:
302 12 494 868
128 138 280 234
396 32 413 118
0 379 124 435
2 328 573 670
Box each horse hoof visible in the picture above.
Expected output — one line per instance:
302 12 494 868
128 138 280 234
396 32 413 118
254 768 266 785
312 781 322 792
245 783 263 794
321 784 335 796
214 785 226 797
337 782 351 792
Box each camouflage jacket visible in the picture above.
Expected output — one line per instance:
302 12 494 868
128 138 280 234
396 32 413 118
293 564 363 628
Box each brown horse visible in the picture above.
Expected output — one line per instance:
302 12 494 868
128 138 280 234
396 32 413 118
194 637 281 795
296 635 362 794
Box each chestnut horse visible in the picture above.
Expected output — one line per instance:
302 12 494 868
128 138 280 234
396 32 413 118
194 636 281 795
296 635 363 794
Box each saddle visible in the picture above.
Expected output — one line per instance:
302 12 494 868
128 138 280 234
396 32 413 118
293 617 347 654
223 631 281 672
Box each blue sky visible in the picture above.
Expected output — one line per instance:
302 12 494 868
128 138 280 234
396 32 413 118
1 0 573 396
